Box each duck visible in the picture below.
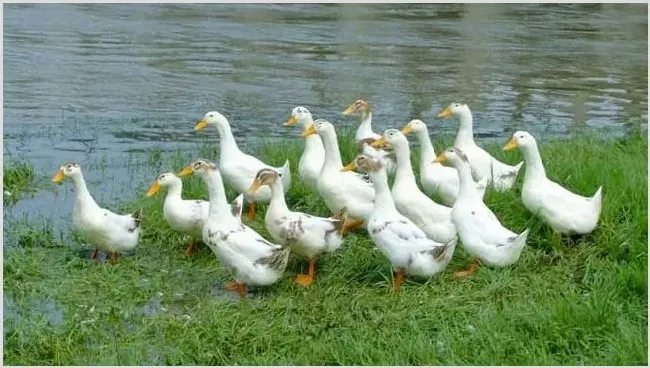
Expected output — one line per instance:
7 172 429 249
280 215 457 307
342 99 396 174
195 111 291 221
145 172 211 256
282 106 325 190
52 162 142 263
301 119 374 230
249 168 351 286
370 129 457 244
342 154 456 291
401 119 487 206
438 103 523 191
503 131 603 237
434 148 529 277
178 159 290 298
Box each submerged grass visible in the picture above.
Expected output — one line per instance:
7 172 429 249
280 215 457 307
3 131 648 365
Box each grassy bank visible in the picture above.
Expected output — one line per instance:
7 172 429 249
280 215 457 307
3 131 648 365
3 160 37 206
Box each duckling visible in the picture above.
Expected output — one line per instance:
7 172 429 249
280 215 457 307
503 131 603 238
52 163 142 264
195 111 291 221
178 159 290 297
146 172 210 256
438 103 523 191
342 154 456 291
435 148 529 277
282 106 325 190
249 168 350 286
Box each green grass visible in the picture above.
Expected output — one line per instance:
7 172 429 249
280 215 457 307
3 160 37 206
3 131 647 365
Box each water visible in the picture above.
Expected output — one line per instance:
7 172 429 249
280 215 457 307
3 4 648 231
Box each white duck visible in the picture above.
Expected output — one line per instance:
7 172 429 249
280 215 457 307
195 111 291 221
282 106 325 190
438 103 523 191
342 154 456 291
434 148 529 277
178 159 290 298
146 172 211 256
52 162 142 263
343 99 396 174
249 168 350 287
370 129 457 244
503 131 603 237
401 119 487 206
302 119 374 229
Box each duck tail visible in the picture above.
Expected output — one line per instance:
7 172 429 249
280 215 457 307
512 228 530 250
591 186 603 219
231 194 244 219
434 237 458 261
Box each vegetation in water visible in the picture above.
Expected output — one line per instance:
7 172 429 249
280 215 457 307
3 160 38 206
3 132 647 365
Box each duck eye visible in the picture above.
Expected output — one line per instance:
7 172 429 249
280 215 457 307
519 135 524 139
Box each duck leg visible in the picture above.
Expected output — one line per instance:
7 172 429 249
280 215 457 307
454 258 479 278
224 281 240 291
109 251 119 265
184 238 196 256
237 283 247 298
393 269 405 291
247 202 256 222
89 249 98 261
295 258 316 287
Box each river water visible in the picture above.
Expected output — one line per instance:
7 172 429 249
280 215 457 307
3 3 648 231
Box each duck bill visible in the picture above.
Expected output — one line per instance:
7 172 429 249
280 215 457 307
301 123 317 137
370 137 387 148
283 115 298 126
342 103 358 115
146 181 160 197
177 166 194 177
52 169 65 183
401 125 414 135
194 119 208 131
433 152 447 164
437 106 453 119
341 162 357 172
248 179 263 195
503 138 518 151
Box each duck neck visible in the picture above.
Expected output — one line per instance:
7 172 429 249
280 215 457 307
370 169 397 213
267 180 289 216
416 129 437 169
393 143 418 187
521 143 546 182
202 170 229 216
454 112 475 147
355 109 374 140
320 130 344 171
302 118 323 153
215 121 240 157
456 160 478 200
164 181 183 203
71 173 98 209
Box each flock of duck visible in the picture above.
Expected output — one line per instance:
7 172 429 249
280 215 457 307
52 100 603 296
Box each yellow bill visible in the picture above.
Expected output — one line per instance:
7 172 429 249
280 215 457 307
438 106 453 119
370 137 387 148
433 152 448 164
503 138 518 151
177 166 194 177
341 162 357 172
248 179 262 195
194 119 208 131
283 115 297 126
52 169 65 183
401 125 414 135
301 123 317 137
342 103 358 115
146 181 160 197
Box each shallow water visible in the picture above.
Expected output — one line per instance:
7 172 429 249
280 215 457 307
3 4 648 231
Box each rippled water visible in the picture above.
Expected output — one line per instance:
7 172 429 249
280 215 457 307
3 3 648 229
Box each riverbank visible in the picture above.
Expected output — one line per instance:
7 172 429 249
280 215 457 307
3 132 647 365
